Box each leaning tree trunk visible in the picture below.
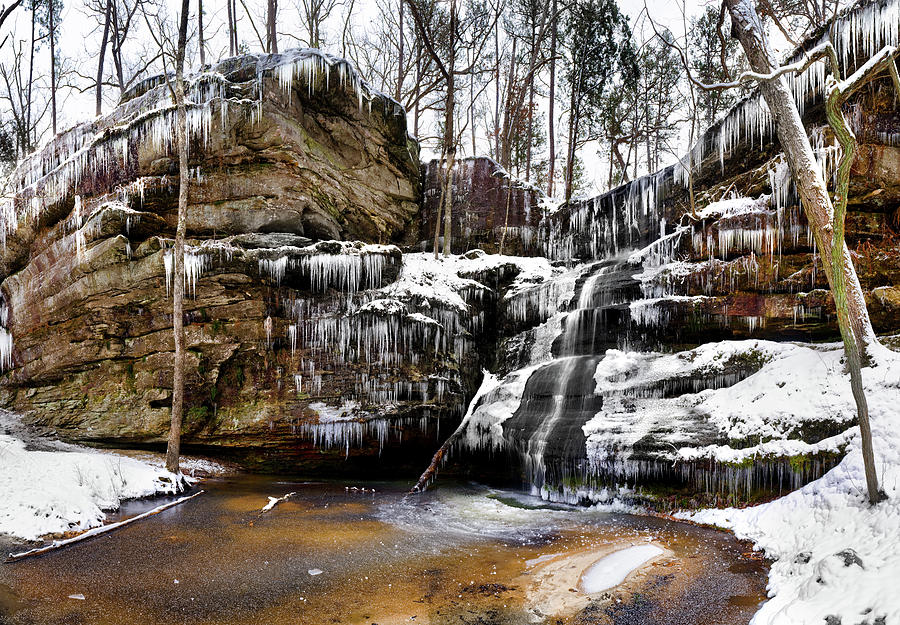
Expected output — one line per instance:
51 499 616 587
166 0 192 476
723 0 881 503
198 0 206 66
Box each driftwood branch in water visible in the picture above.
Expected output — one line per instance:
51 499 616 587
410 370 499 493
411 432 458 493
7 490 205 562
260 492 296 513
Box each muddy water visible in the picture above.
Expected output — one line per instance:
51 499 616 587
0 476 768 625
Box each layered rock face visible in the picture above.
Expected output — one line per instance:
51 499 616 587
417 157 545 255
0 51 462 471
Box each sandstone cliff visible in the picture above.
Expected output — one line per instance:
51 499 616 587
0 51 451 471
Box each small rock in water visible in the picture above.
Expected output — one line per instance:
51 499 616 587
68 594 86 601
308 569 323 576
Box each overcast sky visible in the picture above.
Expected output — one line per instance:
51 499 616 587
4 0 728 195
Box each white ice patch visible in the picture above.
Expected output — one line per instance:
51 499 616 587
696 194 772 220
580 544 664 593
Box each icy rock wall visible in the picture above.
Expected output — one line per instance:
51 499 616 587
455 0 900 503
0 51 456 473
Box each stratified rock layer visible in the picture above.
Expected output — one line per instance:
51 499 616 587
0 51 453 471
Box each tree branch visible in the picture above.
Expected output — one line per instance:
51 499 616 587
403 0 449 82
0 0 23 32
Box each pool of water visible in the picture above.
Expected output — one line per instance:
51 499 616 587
0 475 768 624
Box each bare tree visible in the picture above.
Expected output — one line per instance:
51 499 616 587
546 0 557 195
0 37 50 156
141 0 192 476
496 0 555 172
95 0 111 115
352 0 443 125
757 0 849 42
0 0 23 37
406 0 497 257
81 0 159 112
236 0 265 50
293 0 337 48
165 0 190 476
227 0 236 56
198 0 205 65
266 0 277 53
47 0 56 135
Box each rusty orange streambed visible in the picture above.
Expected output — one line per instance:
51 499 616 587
0 476 767 624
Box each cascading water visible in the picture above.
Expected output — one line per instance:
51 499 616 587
498 259 642 499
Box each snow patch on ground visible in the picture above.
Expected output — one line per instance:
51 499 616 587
580 544 665 593
676 342 900 625
0 434 186 541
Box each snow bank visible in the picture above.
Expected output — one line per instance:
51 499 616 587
677 343 900 625
0 435 186 541
680 340 897 459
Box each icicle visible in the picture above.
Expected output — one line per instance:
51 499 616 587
0 326 12 371
163 245 209 298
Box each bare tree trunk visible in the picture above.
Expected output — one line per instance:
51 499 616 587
499 176 512 255
198 0 205 66
49 0 56 136
26 7 34 148
433 154 445 258
723 0 880 503
493 18 500 160
96 0 112 117
547 0 557 197
267 0 278 53
166 0 192 477
824 47 899 504
413 43 420 136
111 3 125 93
397 0 403 101
525 23 535 181
564 72 579 202
469 49 475 156
442 154 455 257
441 0 457 257
227 0 236 56
500 37 516 169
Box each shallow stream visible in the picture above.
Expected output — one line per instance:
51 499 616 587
0 475 767 624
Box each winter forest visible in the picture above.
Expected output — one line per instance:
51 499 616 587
1 0 899 623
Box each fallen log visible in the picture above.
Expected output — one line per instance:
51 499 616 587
7 490 205 562
410 370 499 493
